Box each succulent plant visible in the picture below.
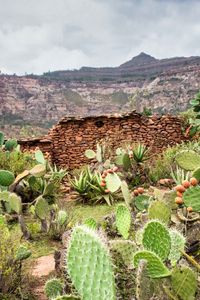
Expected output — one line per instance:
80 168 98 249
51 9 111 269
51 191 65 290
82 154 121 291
148 200 171 224
44 278 63 299
171 266 197 300
0 170 15 187
183 185 200 212
84 218 97 230
133 250 171 278
116 204 131 239
192 166 200 180
134 194 151 211
122 153 131 171
142 221 171 261
105 172 121 193
0 131 4 146
4 139 18 151
16 245 31 261
175 150 200 171
57 210 68 226
109 239 136 267
8 193 22 214
54 296 81 300
35 196 49 220
121 180 132 207
168 230 185 266
35 149 46 165
30 164 46 177
66 225 116 300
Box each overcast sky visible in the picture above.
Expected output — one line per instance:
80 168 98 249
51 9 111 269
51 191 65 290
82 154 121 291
0 0 200 75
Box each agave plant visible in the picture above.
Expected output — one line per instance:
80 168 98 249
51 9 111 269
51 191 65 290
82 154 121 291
170 165 191 185
70 167 93 196
132 143 149 164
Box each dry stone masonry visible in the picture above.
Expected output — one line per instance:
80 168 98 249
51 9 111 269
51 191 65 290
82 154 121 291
19 111 188 169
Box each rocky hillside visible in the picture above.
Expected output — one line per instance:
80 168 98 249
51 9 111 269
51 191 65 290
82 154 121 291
1 52 200 138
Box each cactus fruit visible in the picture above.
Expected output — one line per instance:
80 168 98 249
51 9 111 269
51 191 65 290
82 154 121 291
35 149 46 164
171 266 197 300
148 200 171 224
0 170 15 187
183 186 200 212
109 239 136 267
142 221 171 261
116 204 131 239
133 250 171 278
134 195 151 211
168 230 185 266
192 167 200 180
175 150 200 171
44 278 63 299
57 210 68 226
84 218 97 230
66 225 116 300
35 196 49 219
4 139 18 151
0 131 4 146
30 164 46 177
16 245 31 261
121 180 132 207
105 172 121 193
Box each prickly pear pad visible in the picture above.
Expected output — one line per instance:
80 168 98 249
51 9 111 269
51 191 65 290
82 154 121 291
66 225 116 300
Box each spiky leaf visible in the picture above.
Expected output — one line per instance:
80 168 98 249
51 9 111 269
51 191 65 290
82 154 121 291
57 210 68 226
116 204 131 239
148 200 171 224
142 221 171 261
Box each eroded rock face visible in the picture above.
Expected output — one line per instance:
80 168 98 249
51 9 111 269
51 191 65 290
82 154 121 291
1 53 200 138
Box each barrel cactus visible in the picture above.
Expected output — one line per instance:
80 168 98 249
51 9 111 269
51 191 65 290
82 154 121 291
66 225 116 300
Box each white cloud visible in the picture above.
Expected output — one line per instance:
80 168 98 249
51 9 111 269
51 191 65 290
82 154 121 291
0 0 199 74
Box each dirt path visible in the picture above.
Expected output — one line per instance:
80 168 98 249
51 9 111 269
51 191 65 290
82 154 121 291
31 254 55 300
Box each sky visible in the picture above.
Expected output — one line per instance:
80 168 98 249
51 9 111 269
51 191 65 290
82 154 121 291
0 0 200 75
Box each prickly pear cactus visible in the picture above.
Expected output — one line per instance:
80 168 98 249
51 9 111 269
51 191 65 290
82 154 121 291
171 266 197 300
116 204 131 239
192 167 200 180
8 193 22 214
183 185 200 212
30 164 46 177
16 245 31 261
136 260 156 300
175 150 200 171
0 170 15 187
168 230 185 266
109 239 136 267
85 149 96 159
35 149 46 165
134 195 151 211
142 221 171 261
54 296 81 300
4 139 18 151
44 278 63 299
105 172 121 193
57 210 68 226
122 153 131 171
0 131 4 146
121 181 132 207
66 225 116 300
148 200 171 224
133 250 171 278
35 196 49 219
84 218 97 230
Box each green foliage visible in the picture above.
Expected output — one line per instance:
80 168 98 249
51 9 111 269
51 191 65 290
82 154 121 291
116 204 131 239
133 250 171 278
121 180 132 207
183 185 200 212
175 150 200 171
0 131 4 146
134 194 151 211
170 165 191 185
44 278 63 299
84 217 97 230
70 167 93 195
192 166 200 180
171 266 197 300
4 139 18 151
54 296 81 300
148 200 171 224
122 153 131 171
0 170 15 186
8 193 22 214
15 245 31 261
105 172 121 193
57 210 68 226
30 163 46 177
168 230 185 266
85 149 96 159
109 239 136 267
66 225 116 300
133 143 149 163
35 196 49 219
142 221 171 261
35 149 46 165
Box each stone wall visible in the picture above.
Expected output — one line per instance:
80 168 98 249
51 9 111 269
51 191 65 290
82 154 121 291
19 112 187 169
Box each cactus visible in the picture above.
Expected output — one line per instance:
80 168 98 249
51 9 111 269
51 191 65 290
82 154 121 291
35 149 46 165
84 218 97 230
116 204 131 239
85 143 104 163
171 266 197 300
192 166 200 180
134 195 151 211
8 193 22 214
136 259 156 300
0 131 4 146
105 172 121 193
30 164 46 177
54 296 80 300
142 221 171 261
122 153 131 171
183 185 200 212
4 139 18 151
109 239 136 267
175 150 200 171
66 225 116 300
16 245 31 261
148 200 171 224
35 196 49 219
168 230 185 266
121 180 132 207
133 250 171 278
0 170 15 186
44 278 63 299
57 210 68 226
85 149 96 159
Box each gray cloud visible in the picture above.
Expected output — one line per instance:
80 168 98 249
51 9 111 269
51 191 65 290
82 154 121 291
0 0 199 74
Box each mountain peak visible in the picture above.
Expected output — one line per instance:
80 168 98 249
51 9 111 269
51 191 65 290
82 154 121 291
119 52 158 68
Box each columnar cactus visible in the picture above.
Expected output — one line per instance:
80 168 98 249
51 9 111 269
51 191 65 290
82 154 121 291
66 225 116 300
115 204 131 239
